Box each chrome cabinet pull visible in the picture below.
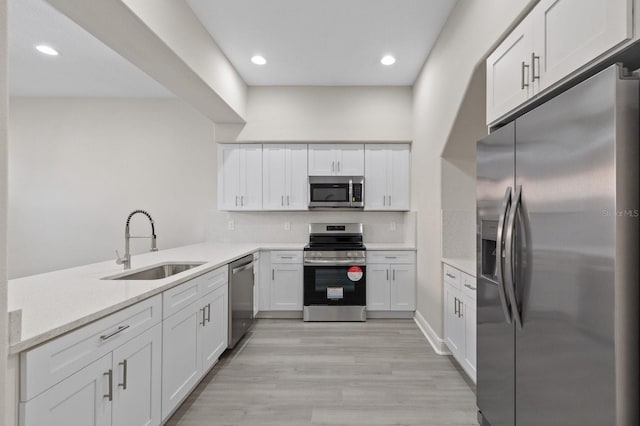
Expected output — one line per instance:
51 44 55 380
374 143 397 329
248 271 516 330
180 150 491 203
200 307 206 326
386 269 389 280
272 269 275 280
206 303 211 323
337 161 341 172
118 360 128 390
287 195 290 206
454 297 458 316
464 283 476 291
331 161 335 172
521 61 530 90
281 195 284 206
392 269 396 280
496 187 513 324
241 195 244 206
388 195 391 206
459 300 464 318
104 369 113 401
280 256 294 259
505 185 523 329
385 256 397 259
235 196 238 207
445 273 455 279
383 196 386 206
100 325 129 341
531 53 540 82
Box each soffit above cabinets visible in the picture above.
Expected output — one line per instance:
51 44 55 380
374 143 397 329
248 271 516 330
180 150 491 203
186 0 457 86
8 0 173 97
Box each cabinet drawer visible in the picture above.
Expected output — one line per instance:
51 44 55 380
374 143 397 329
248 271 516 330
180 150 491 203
197 265 228 296
461 272 477 299
443 264 461 289
270 251 302 263
163 277 201 319
366 251 416 264
20 294 162 402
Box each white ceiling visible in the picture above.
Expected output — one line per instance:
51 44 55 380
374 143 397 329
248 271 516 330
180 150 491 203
186 0 457 86
8 0 173 97
8 0 457 97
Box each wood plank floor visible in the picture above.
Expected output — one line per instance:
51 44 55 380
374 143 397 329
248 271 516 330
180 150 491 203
166 319 477 426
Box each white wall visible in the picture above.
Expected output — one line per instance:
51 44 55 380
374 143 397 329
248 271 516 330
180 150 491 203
209 85 414 244
8 98 216 278
234 86 412 142
1 0 8 421
412 0 536 341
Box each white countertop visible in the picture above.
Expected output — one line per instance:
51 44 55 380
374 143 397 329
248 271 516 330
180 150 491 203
442 257 476 276
8 241 415 354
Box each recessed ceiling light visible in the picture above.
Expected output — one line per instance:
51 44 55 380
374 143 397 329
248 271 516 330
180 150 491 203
35 44 59 56
251 55 267 65
381 55 396 66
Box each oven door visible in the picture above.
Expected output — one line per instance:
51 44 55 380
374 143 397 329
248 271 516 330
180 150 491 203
308 181 351 208
304 265 366 306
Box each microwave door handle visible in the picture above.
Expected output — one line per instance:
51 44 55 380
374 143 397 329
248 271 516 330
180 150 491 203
349 179 353 205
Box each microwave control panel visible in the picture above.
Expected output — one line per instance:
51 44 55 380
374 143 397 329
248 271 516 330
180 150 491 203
352 184 363 202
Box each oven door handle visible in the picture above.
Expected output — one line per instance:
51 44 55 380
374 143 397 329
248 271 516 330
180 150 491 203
304 259 365 266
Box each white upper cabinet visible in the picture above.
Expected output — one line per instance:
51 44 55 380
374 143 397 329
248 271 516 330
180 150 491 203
533 0 632 89
486 14 536 124
262 144 308 210
308 144 364 176
487 0 633 125
218 144 262 210
364 144 410 211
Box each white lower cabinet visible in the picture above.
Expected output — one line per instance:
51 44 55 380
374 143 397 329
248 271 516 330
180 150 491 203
21 353 113 426
270 253 303 310
21 323 162 426
161 282 228 420
112 324 162 426
366 251 416 313
443 264 477 382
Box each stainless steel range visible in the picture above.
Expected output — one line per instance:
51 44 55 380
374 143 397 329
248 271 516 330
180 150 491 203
303 223 366 321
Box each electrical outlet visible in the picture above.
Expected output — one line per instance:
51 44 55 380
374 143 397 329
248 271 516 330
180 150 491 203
228 220 235 231
390 221 397 231
284 221 291 231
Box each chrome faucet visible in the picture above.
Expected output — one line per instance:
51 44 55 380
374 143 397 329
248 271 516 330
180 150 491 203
116 209 158 269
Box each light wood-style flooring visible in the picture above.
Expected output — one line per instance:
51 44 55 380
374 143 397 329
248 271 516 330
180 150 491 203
166 319 477 426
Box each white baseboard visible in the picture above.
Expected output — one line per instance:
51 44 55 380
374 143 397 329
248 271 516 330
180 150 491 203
414 310 451 355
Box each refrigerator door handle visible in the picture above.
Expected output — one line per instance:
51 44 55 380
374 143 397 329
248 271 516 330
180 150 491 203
505 185 523 329
496 187 513 324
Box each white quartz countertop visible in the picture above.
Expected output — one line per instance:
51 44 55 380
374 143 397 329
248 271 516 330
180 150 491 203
442 257 476 276
8 242 303 354
8 241 415 354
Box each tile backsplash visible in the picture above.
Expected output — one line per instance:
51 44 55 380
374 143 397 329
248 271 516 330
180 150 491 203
207 210 416 245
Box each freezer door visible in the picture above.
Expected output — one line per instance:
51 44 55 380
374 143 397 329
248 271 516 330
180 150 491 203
476 122 515 426
513 65 639 425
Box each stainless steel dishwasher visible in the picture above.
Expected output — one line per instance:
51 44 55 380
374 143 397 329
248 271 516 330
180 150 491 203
228 254 255 348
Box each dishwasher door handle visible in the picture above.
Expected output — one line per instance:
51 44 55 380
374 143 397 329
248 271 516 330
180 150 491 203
232 262 254 274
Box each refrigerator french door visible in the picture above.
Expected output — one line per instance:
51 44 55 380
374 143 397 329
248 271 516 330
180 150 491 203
477 65 639 426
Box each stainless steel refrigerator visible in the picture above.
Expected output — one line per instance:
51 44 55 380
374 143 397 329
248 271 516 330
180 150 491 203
476 64 639 426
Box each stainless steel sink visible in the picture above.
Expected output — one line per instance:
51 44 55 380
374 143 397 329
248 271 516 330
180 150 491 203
105 262 205 280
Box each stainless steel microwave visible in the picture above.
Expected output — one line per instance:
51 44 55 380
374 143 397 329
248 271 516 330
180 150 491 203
308 176 364 209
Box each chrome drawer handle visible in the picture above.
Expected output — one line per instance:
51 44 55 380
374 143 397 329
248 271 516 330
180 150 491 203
100 325 130 341
464 283 476 291
104 369 113 401
118 360 128 390
445 273 456 279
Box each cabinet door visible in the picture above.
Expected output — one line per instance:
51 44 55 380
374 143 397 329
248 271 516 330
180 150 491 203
387 145 410 210
444 285 465 359
161 302 203 420
201 286 228 372
390 265 415 311
262 145 288 210
218 145 241 210
21 354 112 426
366 265 390 311
287 144 308 209
364 144 389 210
112 324 162 426
534 0 632 91
464 297 477 382
308 144 336 175
270 264 303 310
240 144 263 210
486 14 534 124
335 144 364 176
